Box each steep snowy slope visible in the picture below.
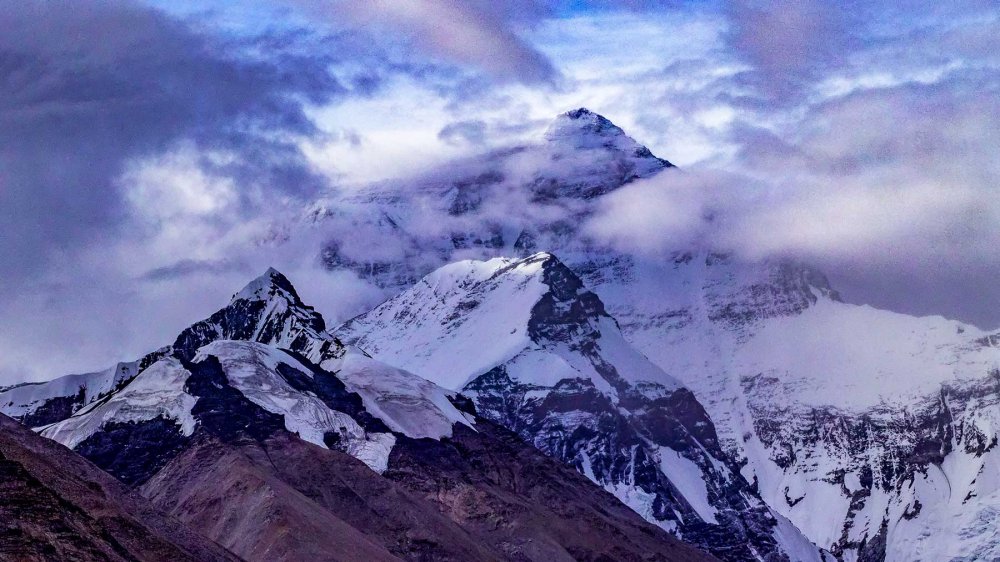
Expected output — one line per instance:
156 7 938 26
573 249 1000 561
338 252 827 562
0 360 145 427
5 269 715 562
0 413 236 562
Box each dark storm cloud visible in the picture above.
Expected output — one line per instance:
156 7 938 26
0 1 350 281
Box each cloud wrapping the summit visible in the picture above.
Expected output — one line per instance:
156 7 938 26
586 66 1000 324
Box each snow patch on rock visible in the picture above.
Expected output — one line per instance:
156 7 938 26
331 348 475 440
41 357 197 449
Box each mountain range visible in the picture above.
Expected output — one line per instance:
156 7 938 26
3 109 1000 561
2 267 712 561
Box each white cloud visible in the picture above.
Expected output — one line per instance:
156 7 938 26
4 1 1000 385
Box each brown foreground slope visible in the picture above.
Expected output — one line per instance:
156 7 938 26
0 414 236 562
141 425 717 562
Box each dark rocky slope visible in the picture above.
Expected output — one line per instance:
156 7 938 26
0 413 236 562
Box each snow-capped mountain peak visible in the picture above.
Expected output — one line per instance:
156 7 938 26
544 107 673 168
544 108 622 144
0 268 346 430
302 109 681 293
174 267 337 364
2 269 718 562
339 251 675 395
232 266 299 303
5 270 491 478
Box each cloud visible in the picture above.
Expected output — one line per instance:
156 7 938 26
291 0 560 85
438 120 488 145
586 67 1000 325
721 0 1000 103
140 259 246 282
3 0 999 386
724 0 856 99
0 0 346 284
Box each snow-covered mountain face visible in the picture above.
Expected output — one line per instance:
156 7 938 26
338 252 826 562
576 251 1000 561
11 107 999 561
315 109 1000 561
2 269 469 480
1 269 715 562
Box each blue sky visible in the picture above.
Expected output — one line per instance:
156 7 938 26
0 0 998 383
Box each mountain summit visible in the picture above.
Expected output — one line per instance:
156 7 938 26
542 107 673 183
308 108 679 291
545 107 673 166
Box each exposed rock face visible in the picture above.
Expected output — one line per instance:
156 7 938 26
3 269 715 562
338 252 826 561
139 435 474 562
0 413 236 562
387 420 713 562
738 366 1000 561
139 423 713 562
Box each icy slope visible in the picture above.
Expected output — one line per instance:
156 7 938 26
575 249 1000 561
0 360 144 427
339 252 669 395
330 349 476 440
338 252 827 562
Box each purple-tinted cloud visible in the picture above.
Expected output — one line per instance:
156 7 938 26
291 0 560 85
724 0 858 100
588 67 1000 325
438 120 488 146
0 0 350 283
